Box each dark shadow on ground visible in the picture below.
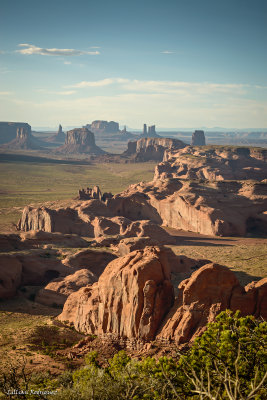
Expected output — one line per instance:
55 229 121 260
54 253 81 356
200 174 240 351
0 295 60 316
0 153 91 165
231 270 262 286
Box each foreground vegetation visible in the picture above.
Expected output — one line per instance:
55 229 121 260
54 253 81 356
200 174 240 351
0 311 266 400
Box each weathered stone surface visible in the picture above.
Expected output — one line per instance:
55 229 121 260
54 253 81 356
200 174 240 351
62 249 116 277
109 179 267 236
0 256 22 299
57 128 105 154
157 264 267 344
58 247 175 341
156 145 267 181
191 130 206 145
19 230 89 248
35 269 97 307
124 137 186 162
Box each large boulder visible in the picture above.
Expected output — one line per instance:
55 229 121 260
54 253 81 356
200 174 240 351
58 247 175 341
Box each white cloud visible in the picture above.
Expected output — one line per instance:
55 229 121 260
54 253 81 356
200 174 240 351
66 78 129 88
64 61 72 65
161 50 175 54
16 44 100 56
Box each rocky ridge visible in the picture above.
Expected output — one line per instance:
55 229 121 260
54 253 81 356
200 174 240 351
156 145 267 181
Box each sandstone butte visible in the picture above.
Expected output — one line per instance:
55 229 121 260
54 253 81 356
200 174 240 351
58 246 267 344
56 127 105 154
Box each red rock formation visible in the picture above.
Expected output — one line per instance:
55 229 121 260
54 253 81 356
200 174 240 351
124 137 186 162
156 145 267 181
57 128 105 154
35 269 97 307
157 264 267 344
58 247 175 341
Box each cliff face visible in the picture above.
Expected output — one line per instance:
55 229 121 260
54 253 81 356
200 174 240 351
0 122 32 144
109 179 267 236
57 128 105 154
124 137 186 162
2 126 44 150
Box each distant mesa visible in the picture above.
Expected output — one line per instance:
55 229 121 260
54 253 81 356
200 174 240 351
2 125 44 150
191 130 206 145
85 120 120 134
139 123 161 138
56 127 105 155
0 121 32 144
46 124 66 143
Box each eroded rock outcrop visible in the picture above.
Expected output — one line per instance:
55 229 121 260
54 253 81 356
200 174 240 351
57 128 105 154
58 247 175 341
156 145 267 181
124 137 186 162
109 179 267 236
35 269 97 307
0 256 22 299
157 264 267 344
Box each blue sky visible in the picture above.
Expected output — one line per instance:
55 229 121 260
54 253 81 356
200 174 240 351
0 0 266 129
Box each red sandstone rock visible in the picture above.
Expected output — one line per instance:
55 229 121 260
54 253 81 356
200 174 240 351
0 256 22 299
157 264 267 344
58 247 175 341
35 269 97 307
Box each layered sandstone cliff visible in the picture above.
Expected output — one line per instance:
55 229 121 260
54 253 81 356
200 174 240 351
0 122 32 144
109 179 267 236
2 126 44 150
57 128 105 154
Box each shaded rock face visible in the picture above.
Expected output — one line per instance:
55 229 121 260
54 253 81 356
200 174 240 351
17 202 176 242
157 264 267 344
109 179 267 237
124 137 186 162
1 125 44 150
58 247 175 341
0 256 22 299
0 122 31 144
156 145 267 181
35 269 98 307
191 130 206 145
57 128 105 154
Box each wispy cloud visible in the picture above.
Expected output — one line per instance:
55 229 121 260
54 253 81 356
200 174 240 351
161 50 175 54
16 44 100 56
67 77 249 96
64 61 72 65
0 91 12 95
66 78 129 88
36 89 76 96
